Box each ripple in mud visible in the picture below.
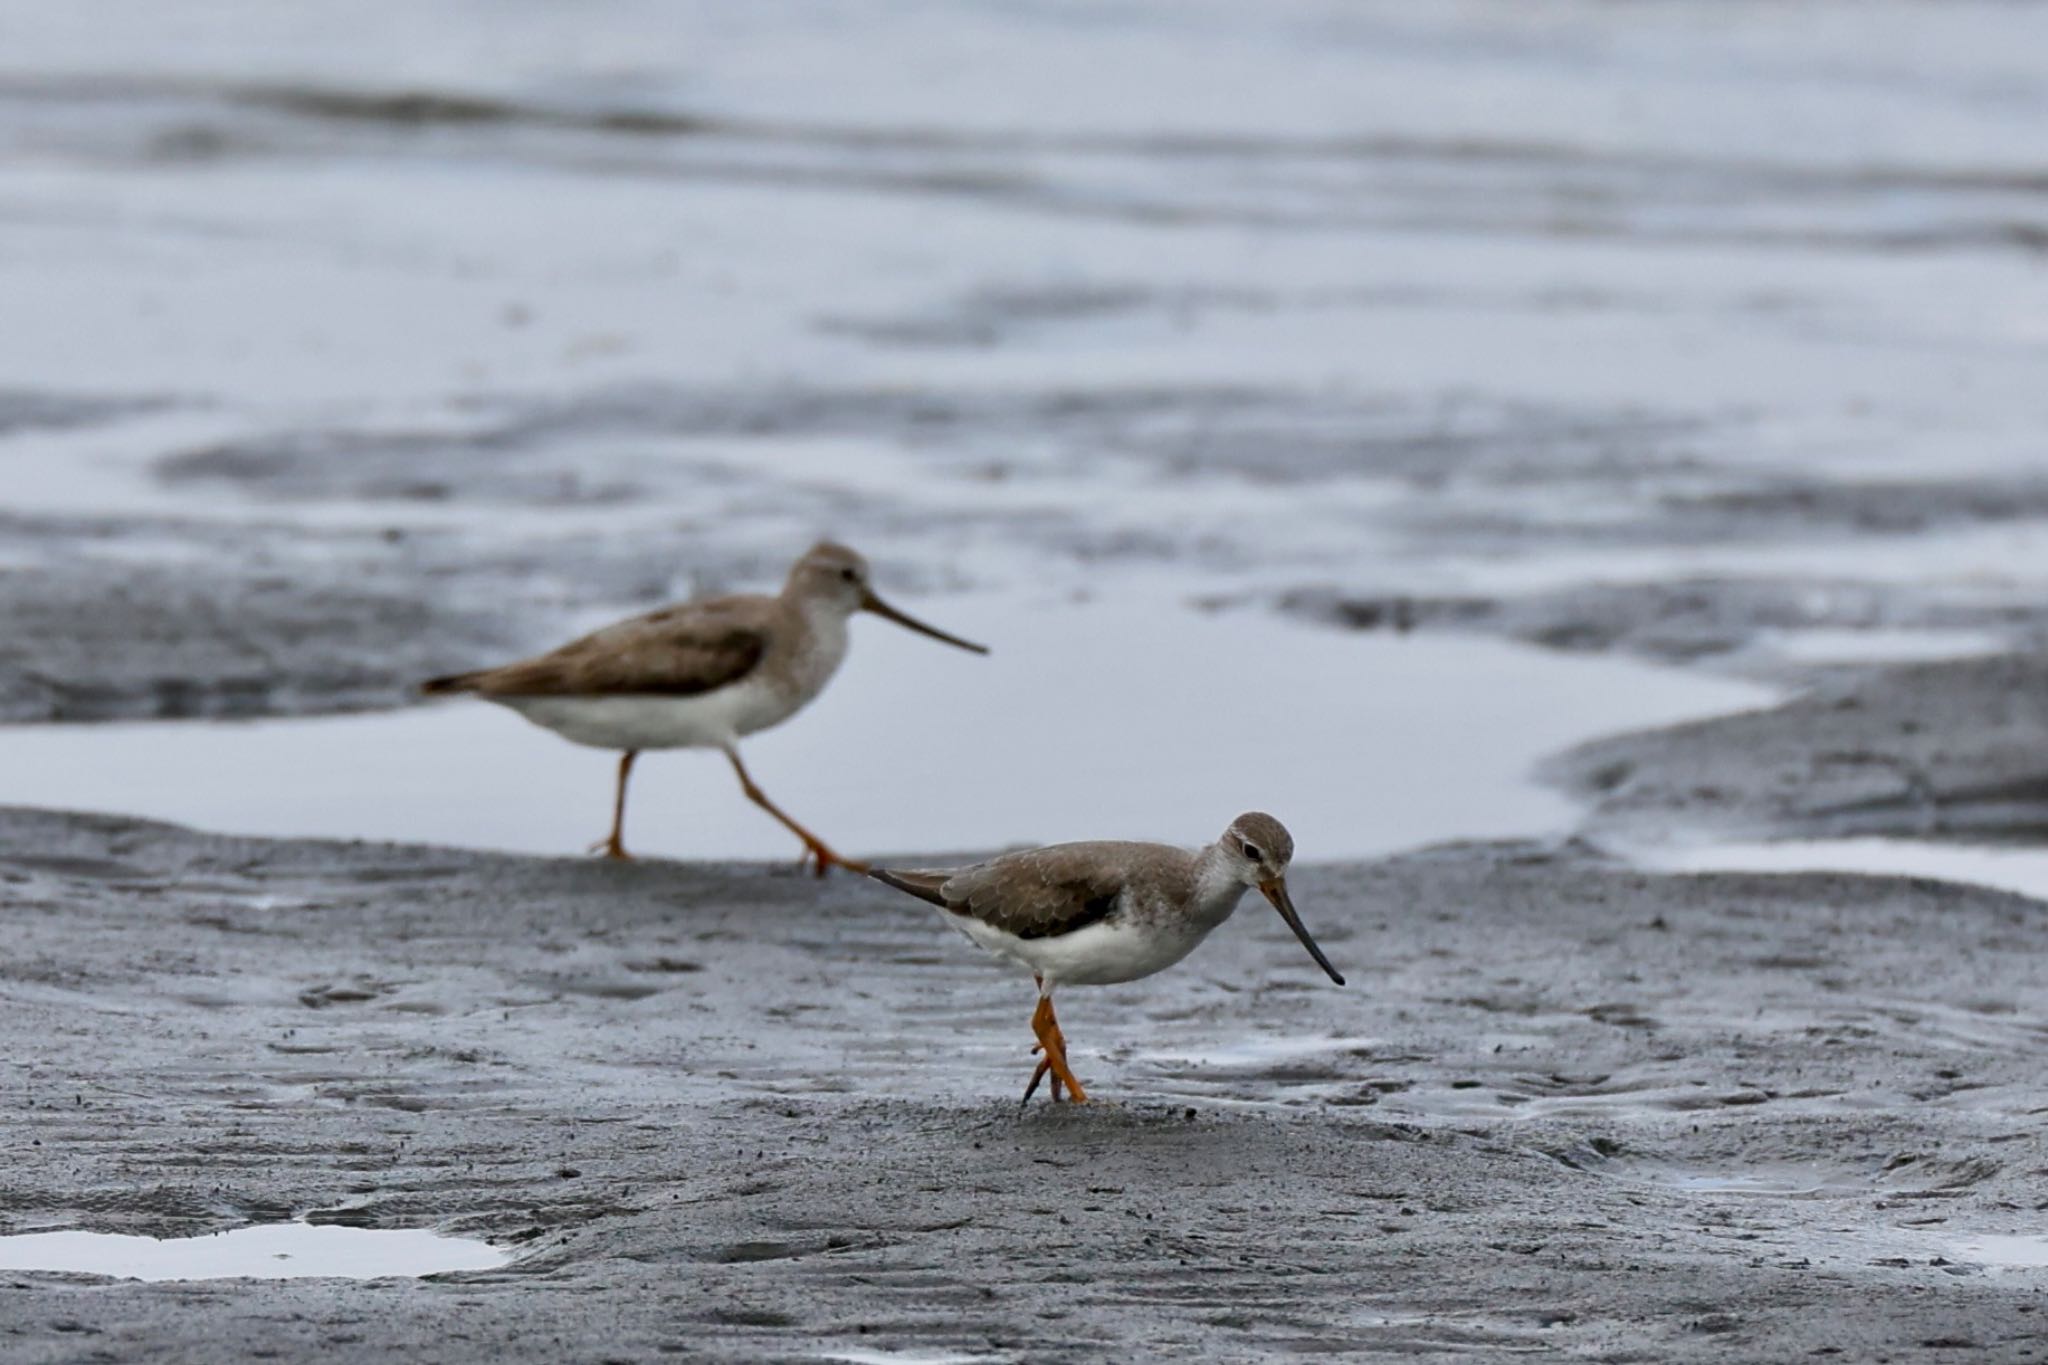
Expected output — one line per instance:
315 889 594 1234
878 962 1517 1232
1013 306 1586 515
1374 1065 1806 1123
1556 1142 2013 1204
1584 1157 1876 1199
819 1351 995 1365
1133 1034 1381 1100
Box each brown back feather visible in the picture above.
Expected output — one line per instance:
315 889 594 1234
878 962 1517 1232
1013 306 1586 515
874 841 1193 941
427 596 772 699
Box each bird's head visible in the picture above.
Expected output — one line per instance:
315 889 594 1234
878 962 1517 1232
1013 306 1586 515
1217 812 1343 986
788 541 988 655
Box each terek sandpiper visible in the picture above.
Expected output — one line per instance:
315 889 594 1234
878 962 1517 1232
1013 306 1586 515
422 542 987 871
868 812 1343 1103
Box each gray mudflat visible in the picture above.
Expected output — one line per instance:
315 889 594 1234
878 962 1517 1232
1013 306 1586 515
7 6 2048 1359
1549 654 2048 844
3 810 2044 1361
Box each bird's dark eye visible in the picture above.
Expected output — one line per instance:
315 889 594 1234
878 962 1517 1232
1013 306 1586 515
1242 843 1261 860
839 567 859 582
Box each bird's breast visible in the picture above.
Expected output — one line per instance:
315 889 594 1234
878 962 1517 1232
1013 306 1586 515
743 615 848 734
498 691 757 750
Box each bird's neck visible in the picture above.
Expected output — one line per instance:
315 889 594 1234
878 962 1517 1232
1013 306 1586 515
798 593 852 638
1188 845 1251 927
777 593 851 684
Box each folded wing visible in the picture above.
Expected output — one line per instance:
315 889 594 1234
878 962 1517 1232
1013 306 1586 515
875 844 1147 941
424 598 770 698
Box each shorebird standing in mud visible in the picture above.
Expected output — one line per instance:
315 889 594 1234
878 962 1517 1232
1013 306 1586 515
868 812 1345 1103
422 542 987 871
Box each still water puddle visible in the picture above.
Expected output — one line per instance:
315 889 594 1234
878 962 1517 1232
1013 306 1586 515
1145 1033 1383 1068
1743 627 2009 668
0 1222 510 1281
1633 838 2048 905
0 599 1769 863
1950 1233 2048 1270
1131 1033 1381 1090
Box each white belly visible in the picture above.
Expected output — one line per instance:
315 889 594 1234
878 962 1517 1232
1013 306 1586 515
951 913 1214 988
494 678 796 751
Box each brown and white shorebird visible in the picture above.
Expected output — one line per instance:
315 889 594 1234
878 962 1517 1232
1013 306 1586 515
421 542 987 871
868 812 1344 1104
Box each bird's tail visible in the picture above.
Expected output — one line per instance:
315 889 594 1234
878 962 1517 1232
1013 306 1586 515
419 670 483 696
866 866 951 908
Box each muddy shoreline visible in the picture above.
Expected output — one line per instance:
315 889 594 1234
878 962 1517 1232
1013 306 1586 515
3 811 2046 1360
7 2 2048 1357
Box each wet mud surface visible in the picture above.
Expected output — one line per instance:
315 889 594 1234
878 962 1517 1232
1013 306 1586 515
1290 576 2045 676
5 812 2048 1360
1549 655 2048 845
0 516 516 723
8 3 2048 1360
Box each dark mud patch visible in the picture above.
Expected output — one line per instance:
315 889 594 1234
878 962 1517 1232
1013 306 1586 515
159 432 650 508
816 281 1631 351
1402 472 2048 551
159 381 1715 496
1804 771 2048 844
1546 653 2048 841
1287 575 2042 673
0 520 530 723
0 498 808 724
1667 474 2048 539
0 389 171 438
820 278 1731 351
2 812 2046 1358
12 73 2044 253
228 84 717 139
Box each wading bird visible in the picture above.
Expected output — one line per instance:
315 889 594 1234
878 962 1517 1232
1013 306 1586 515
869 812 1344 1102
423 542 987 871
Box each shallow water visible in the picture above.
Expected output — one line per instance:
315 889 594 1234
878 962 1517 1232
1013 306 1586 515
1743 627 2010 668
1949 1234 2048 1271
0 598 1767 861
1631 837 2048 906
0 1223 508 1281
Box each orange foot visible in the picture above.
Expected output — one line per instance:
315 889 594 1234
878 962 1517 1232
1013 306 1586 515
1025 1044 1069 1104
1023 1000 1089 1105
587 835 633 861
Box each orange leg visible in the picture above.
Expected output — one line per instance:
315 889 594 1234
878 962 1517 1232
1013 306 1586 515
1025 994 1062 1103
1021 989 1088 1106
587 750 638 860
722 747 866 877
1024 977 1064 1101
